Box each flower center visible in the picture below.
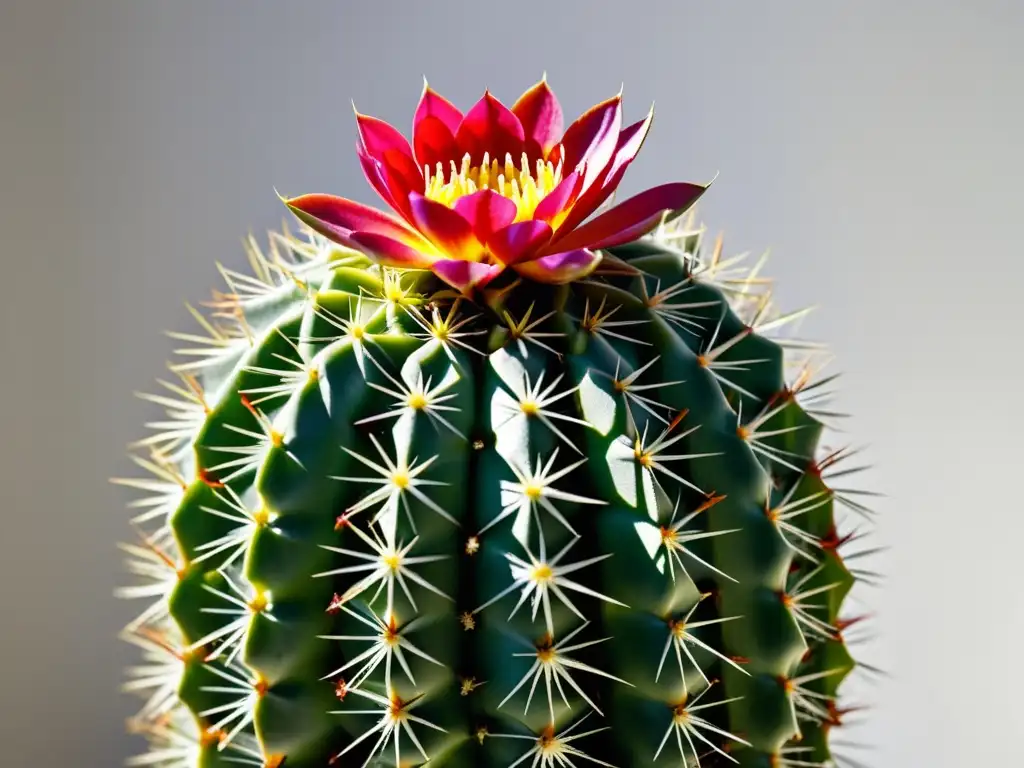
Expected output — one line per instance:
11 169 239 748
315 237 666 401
424 151 564 220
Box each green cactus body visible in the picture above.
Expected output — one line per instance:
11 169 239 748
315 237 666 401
118 217 872 768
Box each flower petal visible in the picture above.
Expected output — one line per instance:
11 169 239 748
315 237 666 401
543 182 708 253
348 232 438 269
413 115 460 173
408 192 483 259
532 170 584 226
549 109 654 238
357 144 398 210
379 148 424 219
512 77 564 160
431 259 504 293
513 249 602 284
603 110 655 188
357 144 422 224
283 193 428 249
550 93 622 191
487 220 553 265
453 189 518 245
414 83 463 137
454 91 526 166
356 112 418 171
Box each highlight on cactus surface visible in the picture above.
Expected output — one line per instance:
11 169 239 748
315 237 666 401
115 78 880 768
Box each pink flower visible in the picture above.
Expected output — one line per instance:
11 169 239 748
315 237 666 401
283 78 707 293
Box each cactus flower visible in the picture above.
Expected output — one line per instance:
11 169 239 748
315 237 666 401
284 78 708 292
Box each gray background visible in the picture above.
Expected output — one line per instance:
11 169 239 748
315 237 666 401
2 1 1020 766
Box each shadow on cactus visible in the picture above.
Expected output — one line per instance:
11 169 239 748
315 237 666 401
115 78 881 768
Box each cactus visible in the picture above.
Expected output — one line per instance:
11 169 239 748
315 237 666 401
117 81 876 768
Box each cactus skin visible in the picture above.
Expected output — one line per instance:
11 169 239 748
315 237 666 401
118 215 872 768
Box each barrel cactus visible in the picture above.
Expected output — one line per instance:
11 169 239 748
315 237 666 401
116 78 877 768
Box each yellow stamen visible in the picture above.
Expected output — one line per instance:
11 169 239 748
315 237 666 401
425 151 564 221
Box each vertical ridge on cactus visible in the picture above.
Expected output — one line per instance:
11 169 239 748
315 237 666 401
116 79 878 768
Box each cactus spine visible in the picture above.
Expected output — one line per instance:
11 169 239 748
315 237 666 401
117 213 875 768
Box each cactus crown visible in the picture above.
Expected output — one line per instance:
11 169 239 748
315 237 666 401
117 209 877 768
